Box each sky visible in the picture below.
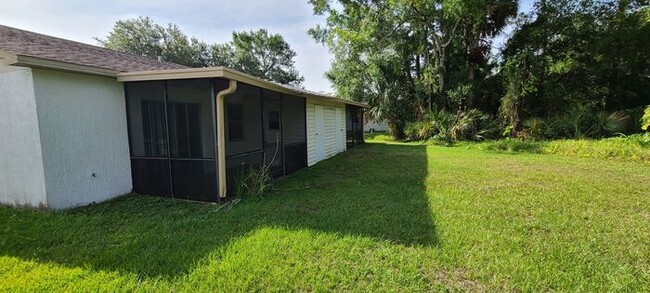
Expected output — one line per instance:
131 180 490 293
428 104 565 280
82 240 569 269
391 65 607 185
0 0 535 93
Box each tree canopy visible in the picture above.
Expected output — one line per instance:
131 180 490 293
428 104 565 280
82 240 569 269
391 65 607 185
309 0 649 139
97 17 304 86
309 0 517 137
213 29 304 86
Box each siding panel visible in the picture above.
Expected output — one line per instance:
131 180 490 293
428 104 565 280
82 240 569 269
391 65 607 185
306 97 347 166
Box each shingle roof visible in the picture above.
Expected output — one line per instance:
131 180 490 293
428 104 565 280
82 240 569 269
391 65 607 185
0 24 187 72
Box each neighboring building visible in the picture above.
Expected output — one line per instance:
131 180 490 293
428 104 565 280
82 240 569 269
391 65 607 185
0 25 366 209
364 119 388 132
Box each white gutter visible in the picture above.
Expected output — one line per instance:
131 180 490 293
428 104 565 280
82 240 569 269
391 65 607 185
215 79 237 198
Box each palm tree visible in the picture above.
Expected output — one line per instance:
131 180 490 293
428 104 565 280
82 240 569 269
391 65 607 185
463 0 519 108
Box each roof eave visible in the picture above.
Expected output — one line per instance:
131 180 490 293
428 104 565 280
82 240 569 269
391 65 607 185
117 67 369 108
2 53 118 77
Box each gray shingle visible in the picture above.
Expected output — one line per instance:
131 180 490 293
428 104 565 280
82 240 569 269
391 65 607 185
0 24 187 72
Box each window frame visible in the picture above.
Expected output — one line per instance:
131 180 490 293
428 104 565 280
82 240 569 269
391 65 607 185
227 102 245 142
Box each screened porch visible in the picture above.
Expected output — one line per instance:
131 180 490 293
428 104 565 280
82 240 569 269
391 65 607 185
124 78 307 202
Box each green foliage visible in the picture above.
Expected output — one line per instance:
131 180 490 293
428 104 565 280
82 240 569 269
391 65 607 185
501 0 650 135
546 108 630 139
545 137 650 162
479 139 546 153
553 108 591 139
475 133 650 163
98 17 303 85
96 17 209 67
500 50 539 136
522 117 547 140
589 111 629 137
308 0 648 140
232 164 273 199
214 29 304 86
364 132 393 142
642 105 650 131
405 108 497 143
309 0 518 138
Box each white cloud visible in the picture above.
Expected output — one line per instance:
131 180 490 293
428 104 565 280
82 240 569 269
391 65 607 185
0 0 334 92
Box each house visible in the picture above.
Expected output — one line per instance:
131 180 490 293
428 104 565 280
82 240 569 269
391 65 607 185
0 25 366 209
364 119 388 133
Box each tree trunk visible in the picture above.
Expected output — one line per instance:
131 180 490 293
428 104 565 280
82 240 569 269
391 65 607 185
388 119 405 140
467 63 476 110
438 50 446 106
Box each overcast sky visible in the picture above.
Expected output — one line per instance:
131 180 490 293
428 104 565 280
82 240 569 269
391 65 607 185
0 0 535 93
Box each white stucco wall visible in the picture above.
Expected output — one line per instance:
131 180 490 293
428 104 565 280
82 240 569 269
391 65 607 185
32 69 132 209
0 65 48 208
306 97 346 166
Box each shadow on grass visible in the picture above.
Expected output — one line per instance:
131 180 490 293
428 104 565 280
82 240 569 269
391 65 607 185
0 143 435 279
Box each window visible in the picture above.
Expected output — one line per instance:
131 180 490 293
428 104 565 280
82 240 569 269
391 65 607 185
268 111 280 130
228 103 244 141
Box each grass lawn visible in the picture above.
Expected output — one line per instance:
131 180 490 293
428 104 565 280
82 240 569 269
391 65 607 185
1 139 648 291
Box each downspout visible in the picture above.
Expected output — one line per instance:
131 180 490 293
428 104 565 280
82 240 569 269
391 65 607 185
216 79 237 198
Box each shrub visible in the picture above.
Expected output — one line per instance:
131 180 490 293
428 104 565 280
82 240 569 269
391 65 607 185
404 108 497 143
642 105 650 131
588 111 629 138
623 106 646 134
233 164 273 199
522 117 547 140
232 138 279 198
552 107 591 138
547 108 630 139
474 135 650 163
544 138 649 162
481 139 546 153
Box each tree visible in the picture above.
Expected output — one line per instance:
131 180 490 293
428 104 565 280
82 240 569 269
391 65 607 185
214 29 304 86
500 0 650 135
308 0 518 137
97 17 209 68
309 0 422 137
459 0 518 108
97 17 304 85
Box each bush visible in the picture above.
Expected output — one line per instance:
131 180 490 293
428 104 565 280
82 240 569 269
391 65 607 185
480 139 545 153
404 108 498 143
588 111 629 137
545 137 649 162
642 105 650 131
474 134 650 163
233 164 273 198
522 117 547 140
546 108 630 139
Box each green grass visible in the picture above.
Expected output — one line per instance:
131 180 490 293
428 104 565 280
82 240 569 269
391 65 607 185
468 134 650 163
1 140 649 291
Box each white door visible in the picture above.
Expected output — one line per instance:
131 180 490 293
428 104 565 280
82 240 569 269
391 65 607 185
314 105 325 161
336 107 344 152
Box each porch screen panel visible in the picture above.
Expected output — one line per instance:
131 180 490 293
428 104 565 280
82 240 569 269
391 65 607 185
355 106 364 144
224 83 264 190
125 81 172 196
346 105 364 148
127 81 167 157
166 79 217 201
282 94 307 175
263 90 283 178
